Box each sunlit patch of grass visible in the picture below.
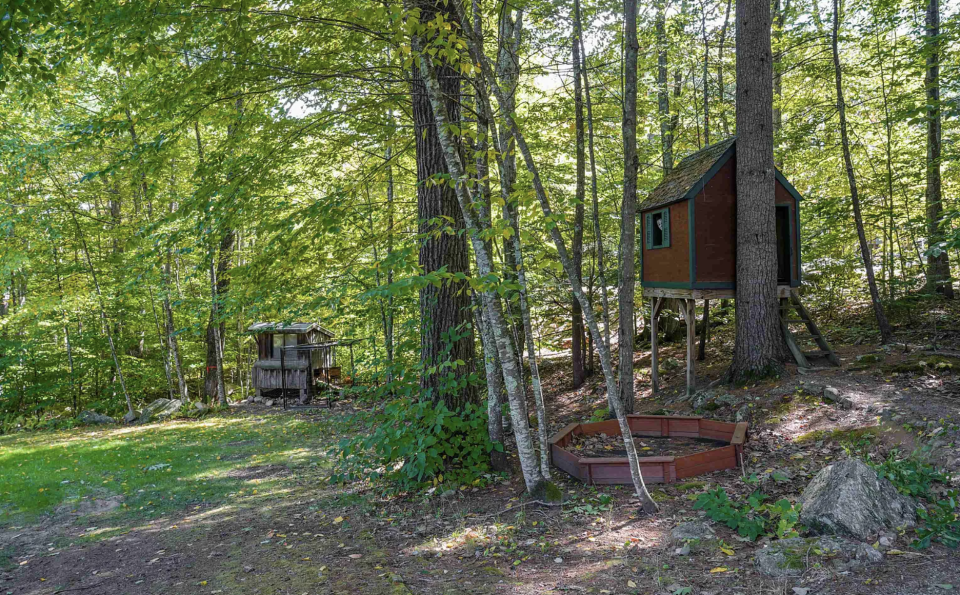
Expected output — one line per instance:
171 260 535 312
0 413 336 525
794 426 881 452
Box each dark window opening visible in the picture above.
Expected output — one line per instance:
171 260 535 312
652 212 664 247
776 205 791 284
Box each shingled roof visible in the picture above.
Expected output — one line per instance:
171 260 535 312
639 137 736 211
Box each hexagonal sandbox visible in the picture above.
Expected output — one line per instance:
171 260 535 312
549 415 748 485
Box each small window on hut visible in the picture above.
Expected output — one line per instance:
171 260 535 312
645 208 671 249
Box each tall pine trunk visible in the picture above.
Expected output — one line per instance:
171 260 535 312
411 0 478 410
831 0 894 343
730 0 787 380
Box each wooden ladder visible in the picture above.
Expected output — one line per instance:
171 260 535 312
779 292 840 368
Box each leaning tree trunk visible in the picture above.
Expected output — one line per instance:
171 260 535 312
924 0 953 298
416 42 549 497
729 0 788 380
831 0 894 343
473 292 508 471
410 0 477 410
451 0 657 513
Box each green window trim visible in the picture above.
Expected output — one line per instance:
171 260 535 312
644 207 671 250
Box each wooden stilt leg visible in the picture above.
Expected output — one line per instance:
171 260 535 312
698 299 710 361
684 299 696 397
651 297 662 394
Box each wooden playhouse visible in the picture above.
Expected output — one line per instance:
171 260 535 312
247 322 340 406
639 138 838 395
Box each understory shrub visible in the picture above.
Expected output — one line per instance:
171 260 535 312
694 487 801 540
330 398 495 490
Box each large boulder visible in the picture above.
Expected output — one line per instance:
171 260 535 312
139 399 183 424
78 410 115 425
123 410 140 424
799 458 915 539
755 536 882 578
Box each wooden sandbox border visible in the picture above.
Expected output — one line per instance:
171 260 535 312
549 415 748 485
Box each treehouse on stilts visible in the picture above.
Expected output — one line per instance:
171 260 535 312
640 138 839 397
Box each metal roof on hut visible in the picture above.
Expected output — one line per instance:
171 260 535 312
245 322 335 336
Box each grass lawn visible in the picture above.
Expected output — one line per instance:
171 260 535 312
0 411 333 526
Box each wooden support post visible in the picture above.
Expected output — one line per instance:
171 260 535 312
683 299 696 397
651 297 663 394
697 299 710 361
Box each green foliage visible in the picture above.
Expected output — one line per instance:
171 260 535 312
330 399 493 490
588 407 610 422
694 487 801 541
913 490 960 549
869 450 951 499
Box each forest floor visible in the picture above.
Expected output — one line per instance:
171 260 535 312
3 297 960 595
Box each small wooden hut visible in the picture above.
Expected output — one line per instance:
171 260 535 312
639 138 837 396
247 322 339 404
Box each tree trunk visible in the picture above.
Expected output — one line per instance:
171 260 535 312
71 213 134 416
620 0 641 415
577 12 611 353
656 0 673 172
924 0 953 297
411 0 477 410
455 0 657 512
831 0 894 342
474 292 508 471
701 0 710 146
572 0 587 389
717 0 732 136
729 0 788 380
416 43 548 496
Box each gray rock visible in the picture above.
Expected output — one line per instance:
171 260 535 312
671 521 716 541
123 410 140 424
264 399 275 407
838 397 855 410
193 401 210 414
139 398 183 424
799 458 916 539
735 404 751 422
78 410 115 425
823 387 841 403
675 543 691 556
755 536 882 577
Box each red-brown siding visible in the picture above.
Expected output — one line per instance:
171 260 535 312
693 158 737 284
641 201 690 284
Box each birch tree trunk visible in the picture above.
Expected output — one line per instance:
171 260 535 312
415 41 549 497
831 0 895 342
449 0 657 512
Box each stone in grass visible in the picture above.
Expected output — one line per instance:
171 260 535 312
822 387 841 403
755 536 882 577
123 410 140 424
671 521 716 542
138 398 183 424
78 410 116 425
799 458 916 540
